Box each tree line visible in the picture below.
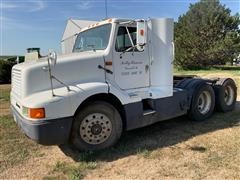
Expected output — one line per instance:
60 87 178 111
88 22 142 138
174 0 240 69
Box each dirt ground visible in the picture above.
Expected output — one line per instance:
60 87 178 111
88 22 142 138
0 101 10 116
0 71 240 179
1 101 240 179
87 99 240 180
0 146 74 179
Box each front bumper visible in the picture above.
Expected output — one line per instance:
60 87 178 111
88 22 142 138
11 106 73 145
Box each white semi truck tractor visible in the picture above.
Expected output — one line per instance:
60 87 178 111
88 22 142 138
11 18 237 151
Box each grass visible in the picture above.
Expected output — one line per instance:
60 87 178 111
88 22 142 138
0 84 11 101
136 148 152 158
174 68 240 77
0 115 42 173
43 150 100 179
0 85 42 173
175 69 240 94
0 85 11 116
56 69 239 179
1 69 240 179
48 161 97 180
0 90 10 101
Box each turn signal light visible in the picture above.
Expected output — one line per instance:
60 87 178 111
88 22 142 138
105 61 112 66
29 108 45 119
23 107 45 119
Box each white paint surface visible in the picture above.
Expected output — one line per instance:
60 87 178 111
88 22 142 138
11 18 175 120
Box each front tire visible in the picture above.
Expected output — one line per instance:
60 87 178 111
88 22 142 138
71 101 122 151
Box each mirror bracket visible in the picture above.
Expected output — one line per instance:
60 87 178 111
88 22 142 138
48 50 57 66
46 50 70 97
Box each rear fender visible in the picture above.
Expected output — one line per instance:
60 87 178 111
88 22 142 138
176 78 207 107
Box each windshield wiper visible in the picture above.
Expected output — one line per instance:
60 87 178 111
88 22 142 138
87 44 96 52
74 47 83 52
74 45 98 52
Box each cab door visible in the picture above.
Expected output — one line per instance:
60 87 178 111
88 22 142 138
113 25 150 90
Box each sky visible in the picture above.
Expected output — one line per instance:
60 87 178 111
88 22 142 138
0 0 240 56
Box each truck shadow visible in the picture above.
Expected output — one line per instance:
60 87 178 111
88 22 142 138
59 101 240 163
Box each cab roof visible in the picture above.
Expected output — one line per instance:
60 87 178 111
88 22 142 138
79 18 134 33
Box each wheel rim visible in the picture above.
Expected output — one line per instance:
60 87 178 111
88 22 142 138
224 85 234 106
197 91 212 115
80 113 112 145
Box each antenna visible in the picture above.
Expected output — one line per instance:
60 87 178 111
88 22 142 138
105 0 108 18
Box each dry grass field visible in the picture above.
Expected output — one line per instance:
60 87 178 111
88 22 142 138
0 69 240 179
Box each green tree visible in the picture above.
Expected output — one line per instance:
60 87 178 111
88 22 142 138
0 60 15 83
175 0 240 69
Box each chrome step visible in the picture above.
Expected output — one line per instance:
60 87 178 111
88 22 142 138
143 110 156 116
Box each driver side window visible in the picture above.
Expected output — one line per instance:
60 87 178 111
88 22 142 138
115 26 137 52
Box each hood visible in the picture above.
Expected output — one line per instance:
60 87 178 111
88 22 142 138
12 51 106 98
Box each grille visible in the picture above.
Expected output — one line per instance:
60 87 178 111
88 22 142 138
12 68 22 98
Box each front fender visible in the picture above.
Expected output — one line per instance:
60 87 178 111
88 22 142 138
69 81 143 117
17 82 108 120
69 82 109 115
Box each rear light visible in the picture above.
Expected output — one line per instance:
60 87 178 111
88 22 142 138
22 107 45 119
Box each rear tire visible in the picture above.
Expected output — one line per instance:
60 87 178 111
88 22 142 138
188 83 215 121
214 78 237 112
71 101 122 151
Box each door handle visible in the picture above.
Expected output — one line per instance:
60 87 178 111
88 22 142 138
98 65 113 74
145 65 149 72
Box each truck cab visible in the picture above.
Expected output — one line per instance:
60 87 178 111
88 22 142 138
11 18 237 151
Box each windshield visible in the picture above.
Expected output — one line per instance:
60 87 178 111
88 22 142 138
73 24 112 52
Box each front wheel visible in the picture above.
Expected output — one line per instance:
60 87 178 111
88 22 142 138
71 101 122 151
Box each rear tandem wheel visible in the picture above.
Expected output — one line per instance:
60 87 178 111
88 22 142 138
214 78 237 112
188 83 215 121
